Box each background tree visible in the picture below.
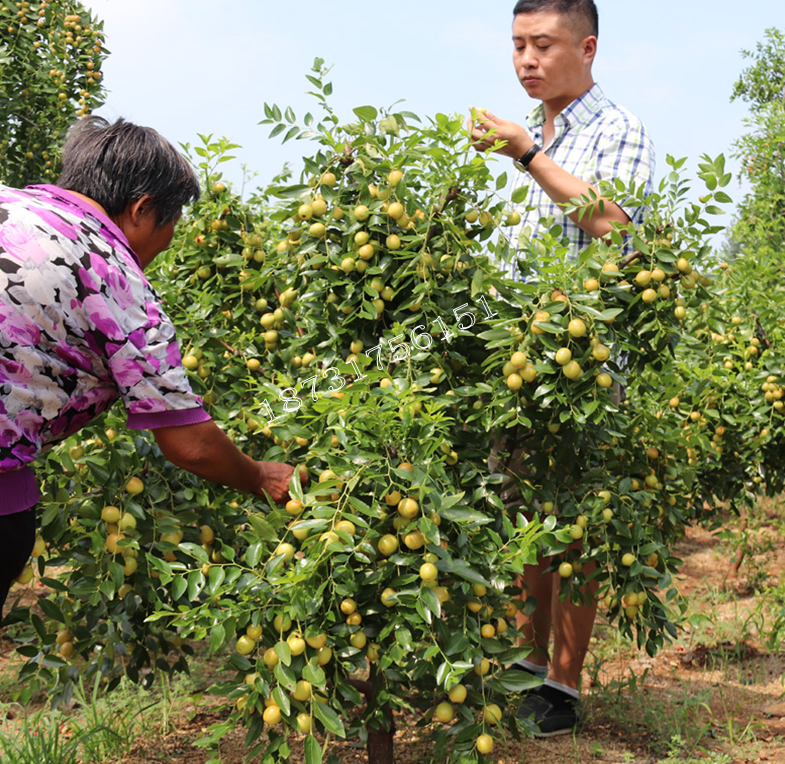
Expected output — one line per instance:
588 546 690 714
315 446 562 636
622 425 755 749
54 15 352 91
729 27 785 258
677 27 785 579
0 0 107 187
731 27 785 108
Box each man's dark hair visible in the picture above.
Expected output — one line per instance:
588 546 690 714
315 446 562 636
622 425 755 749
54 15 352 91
513 0 598 39
56 117 200 227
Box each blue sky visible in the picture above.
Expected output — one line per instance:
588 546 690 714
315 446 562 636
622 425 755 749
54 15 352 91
88 0 782 226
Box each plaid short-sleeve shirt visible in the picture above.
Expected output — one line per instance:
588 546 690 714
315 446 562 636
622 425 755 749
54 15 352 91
504 83 655 276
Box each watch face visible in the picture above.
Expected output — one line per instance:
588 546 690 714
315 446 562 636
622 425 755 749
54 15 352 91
513 160 526 173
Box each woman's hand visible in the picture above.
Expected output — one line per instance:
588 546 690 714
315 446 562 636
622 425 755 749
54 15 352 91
154 420 301 504
256 461 300 504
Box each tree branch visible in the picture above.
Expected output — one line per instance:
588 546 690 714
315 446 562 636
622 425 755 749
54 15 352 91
618 249 642 270
753 314 772 349
423 185 460 248
218 339 239 356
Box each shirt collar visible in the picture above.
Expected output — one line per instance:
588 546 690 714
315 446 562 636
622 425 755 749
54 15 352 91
525 83 607 133
25 184 142 270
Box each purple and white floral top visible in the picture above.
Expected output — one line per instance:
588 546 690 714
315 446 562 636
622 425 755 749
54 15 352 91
0 184 210 515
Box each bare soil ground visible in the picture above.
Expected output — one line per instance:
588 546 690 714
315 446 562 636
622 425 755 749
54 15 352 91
2 507 784 764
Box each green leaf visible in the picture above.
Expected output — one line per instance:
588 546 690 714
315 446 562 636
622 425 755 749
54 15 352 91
60 451 75 474
302 663 327 689
445 559 489 586
511 185 529 204
179 543 209 564
38 599 64 622
495 669 543 692
353 106 378 121
337 679 364 707
439 507 493 525
41 503 60 527
248 514 277 541
172 575 187 601
436 661 450 686
313 701 346 737
273 685 291 715
274 661 297 691
347 496 374 516
443 631 470 656
289 466 305 503
497 646 536 664
268 183 312 200
420 586 441 618
395 627 413 652
213 253 244 267
147 555 173 577
379 116 399 135
275 641 292 666
210 624 227 653
283 126 300 144
304 735 323 764
208 566 226 594
187 569 205 601
583 400 600 417
533 321 566 334
245 542 264 568
470 268 483 297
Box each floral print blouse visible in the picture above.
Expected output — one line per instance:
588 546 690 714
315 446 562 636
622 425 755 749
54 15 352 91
0 184 210 515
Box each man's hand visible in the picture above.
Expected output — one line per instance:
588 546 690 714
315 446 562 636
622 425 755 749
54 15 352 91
467 107 532 159
465 107 631 239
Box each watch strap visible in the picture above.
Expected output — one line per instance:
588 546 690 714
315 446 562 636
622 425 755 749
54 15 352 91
515 144 541 172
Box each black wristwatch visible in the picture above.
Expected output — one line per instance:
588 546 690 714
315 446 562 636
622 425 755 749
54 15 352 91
513 144 541 173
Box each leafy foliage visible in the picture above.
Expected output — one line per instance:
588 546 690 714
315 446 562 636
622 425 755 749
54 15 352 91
7 44 785 764
731 27 785 108
729 27 785 258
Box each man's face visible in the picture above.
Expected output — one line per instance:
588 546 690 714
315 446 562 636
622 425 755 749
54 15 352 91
512 11 594 105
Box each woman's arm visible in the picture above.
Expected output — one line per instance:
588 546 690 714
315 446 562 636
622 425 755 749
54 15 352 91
153 419 294 504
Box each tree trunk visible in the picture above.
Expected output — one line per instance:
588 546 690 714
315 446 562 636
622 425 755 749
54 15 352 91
367 725 395 764
365 665 395 764
726 506 749 581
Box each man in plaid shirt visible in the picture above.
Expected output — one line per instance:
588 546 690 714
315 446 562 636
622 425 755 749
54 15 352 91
469 0 655 738
472 0 654 271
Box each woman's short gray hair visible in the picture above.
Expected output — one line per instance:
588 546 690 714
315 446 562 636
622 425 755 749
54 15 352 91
56 116 200 226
